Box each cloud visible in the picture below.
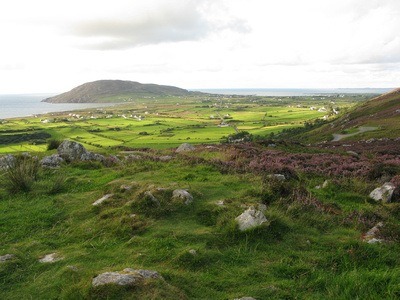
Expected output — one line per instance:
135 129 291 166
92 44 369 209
71 0 249 50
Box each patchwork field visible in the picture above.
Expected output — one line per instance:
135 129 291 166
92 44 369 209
0 94 368 154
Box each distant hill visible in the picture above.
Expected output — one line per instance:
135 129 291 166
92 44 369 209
295 88 400 142
42 80 195 103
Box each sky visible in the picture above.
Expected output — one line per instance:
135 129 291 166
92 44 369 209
0 0 399 93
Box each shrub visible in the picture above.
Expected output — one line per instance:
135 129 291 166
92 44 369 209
47 139 62 151
4 155 40 193
367 163 400 181
47 173 67 195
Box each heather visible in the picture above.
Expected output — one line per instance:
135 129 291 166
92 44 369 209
199 139 400 179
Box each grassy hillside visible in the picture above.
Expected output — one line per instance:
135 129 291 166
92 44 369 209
294 88 400 142
2 92 399 299
42 80 196 103
1 141 400 299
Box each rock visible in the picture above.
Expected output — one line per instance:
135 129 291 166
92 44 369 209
120 185 133 192
316 180 330 189
57 140 105 163
216 200 225 207
267 174 286 181
369 182 396 203
347 150 359 158
363 222 384 243
125 154 142 162
57 140 88 161
92 194 114 206
0 254 14 262
41 154 64 168
188 249 197 255
39 253 63 263
234 297 257 300
175 143 195 153
367 238 382 244
322 180 330 189
235 206 269 231
144 191 160 207
158 155 173 162
124 269 163 279
92 268 162 287
80 152 105 163
108 155 121 164
172 189 194 205
0 155 16 170
258 203 267 212
67 265 79 271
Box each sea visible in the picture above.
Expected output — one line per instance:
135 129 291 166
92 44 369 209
0 94 117 120
0 88 394 119
196 88 393 97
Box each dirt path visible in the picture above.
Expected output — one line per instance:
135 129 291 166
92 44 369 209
332 126 378 142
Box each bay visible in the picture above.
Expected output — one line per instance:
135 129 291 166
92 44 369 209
0 94 116 119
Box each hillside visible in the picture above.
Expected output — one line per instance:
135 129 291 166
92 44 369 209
296 88 400 142
42 80 194 103
1 92 400 299
1 139 400 299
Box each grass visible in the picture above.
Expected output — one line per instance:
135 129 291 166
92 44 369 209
1 92 399 299
1 145 400 299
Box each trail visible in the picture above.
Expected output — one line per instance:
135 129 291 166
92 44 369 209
332 126 378 142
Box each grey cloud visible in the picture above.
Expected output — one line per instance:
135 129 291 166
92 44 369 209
71 1 249 50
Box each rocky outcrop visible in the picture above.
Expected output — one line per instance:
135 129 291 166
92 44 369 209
369 182 396 203
176 143 195 153
41 154 64 168
235 206 268 231
172 189 194 205
234 297 257 300
57 140 106 163
57 140 88 161
92 268 163 287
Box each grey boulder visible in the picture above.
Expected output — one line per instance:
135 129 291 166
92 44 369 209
92 268 162 287
172 189 194 205
41 154 64 168
176 143 195 153
235 206 268 231
369 182 396 203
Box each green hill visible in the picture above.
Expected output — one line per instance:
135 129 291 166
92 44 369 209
42 80 195 103
296 88 400 142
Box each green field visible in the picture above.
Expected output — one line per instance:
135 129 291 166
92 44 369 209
0 94 366 154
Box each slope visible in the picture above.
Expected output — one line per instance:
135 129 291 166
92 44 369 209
298 88 400 142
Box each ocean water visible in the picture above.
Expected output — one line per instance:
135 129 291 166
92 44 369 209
0 94 116 119
195 88 393 96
